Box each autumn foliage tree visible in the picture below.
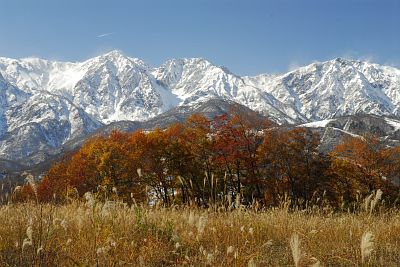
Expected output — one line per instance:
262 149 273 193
37 111 400 208
38 132 147 203
257 128 332 206
328 135 399 206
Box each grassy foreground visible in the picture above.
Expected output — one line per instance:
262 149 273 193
0 200 399 266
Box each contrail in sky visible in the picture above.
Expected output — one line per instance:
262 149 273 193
97 32 114 38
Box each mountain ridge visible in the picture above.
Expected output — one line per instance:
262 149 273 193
0 51 400 167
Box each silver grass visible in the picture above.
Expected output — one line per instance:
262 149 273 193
370 189 383 214
361 231 374 263
289 233 302 267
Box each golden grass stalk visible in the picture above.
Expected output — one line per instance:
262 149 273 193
290 233 302 267
361 231 374 264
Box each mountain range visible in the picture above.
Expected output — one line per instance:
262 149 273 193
0 50 400 171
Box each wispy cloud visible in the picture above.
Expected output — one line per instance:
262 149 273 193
287 59 322 72
288 61 301 72
96 32 114 38
340 50 376 63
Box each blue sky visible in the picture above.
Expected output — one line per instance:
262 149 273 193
0 0 399 75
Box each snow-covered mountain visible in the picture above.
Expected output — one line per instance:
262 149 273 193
246 58 400 122
0 51 178 123
0 50 400 166
153 58 302 124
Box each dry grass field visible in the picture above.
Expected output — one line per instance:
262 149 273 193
0 196 398 266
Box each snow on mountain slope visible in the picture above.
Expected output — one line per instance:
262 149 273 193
2 52 399 127
0 51 179 123
0 51 400 166
0 73 30 136
0 56 83 96
297 119 334 128
385 117 400 130
249 58 400 121
0 90 102 165
152 58 302 123
72 51 179 123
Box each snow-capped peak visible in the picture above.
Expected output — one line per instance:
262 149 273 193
0 51 400 165
85 50 149 71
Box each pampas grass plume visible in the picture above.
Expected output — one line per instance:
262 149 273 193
290 233 302 267
361 231 374 263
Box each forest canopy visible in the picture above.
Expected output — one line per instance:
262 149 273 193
25 111 399 209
